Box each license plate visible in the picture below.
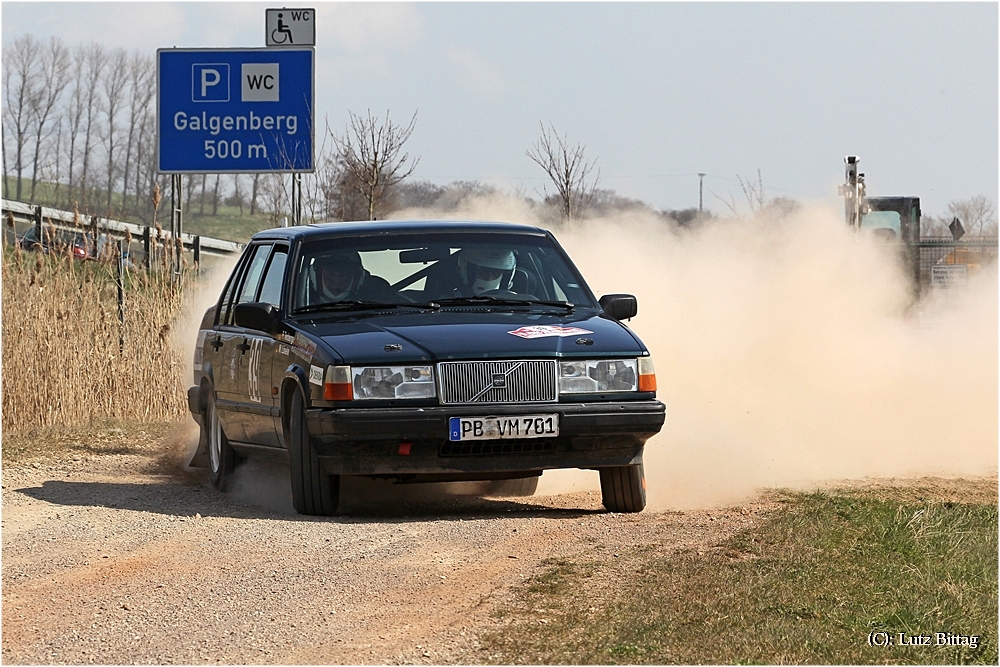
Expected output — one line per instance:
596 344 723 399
449 414 559 441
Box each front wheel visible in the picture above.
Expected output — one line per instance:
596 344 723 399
288 388 340 516
206 389 237 491
599 463 646 513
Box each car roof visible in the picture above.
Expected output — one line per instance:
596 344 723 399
249 219 548 243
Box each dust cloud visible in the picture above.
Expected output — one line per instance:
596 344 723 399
393 197 998 510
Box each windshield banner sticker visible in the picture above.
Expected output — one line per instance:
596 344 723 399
507 325 595 339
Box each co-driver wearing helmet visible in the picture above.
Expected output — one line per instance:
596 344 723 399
454 247 516 296
315 251 393 303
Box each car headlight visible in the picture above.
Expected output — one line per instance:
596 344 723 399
348 365 436 400
558 357 656 394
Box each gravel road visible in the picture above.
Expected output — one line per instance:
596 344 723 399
2 429 771 665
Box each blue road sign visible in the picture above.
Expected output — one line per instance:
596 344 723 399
157 48 314 173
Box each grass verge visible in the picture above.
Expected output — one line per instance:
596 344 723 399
481 481 998 664
1 420 182 465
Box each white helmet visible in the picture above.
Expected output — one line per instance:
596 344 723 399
458 247 515 295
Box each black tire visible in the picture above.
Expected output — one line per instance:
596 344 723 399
599 463 646 513
483 476 539 497
206 390 237 491
288 388 340 516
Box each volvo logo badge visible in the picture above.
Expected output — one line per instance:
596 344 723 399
491 374 507 388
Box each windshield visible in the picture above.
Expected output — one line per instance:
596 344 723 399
860 211 901 234
291 231 596 313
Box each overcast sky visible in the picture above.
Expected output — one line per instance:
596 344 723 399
3 1 997 216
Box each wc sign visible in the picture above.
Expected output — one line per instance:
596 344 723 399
158 48 314 173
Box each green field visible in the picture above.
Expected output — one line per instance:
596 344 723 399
4 176 277 243
481 482 998 665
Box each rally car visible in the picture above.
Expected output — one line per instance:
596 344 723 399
188 220 665 515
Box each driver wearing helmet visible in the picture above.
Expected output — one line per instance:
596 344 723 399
455 247 516 296
314 250 393 303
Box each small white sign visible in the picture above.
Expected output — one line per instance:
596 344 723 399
241 63 279 102
266 8 315 47
309 364 324 386
931 264 968 289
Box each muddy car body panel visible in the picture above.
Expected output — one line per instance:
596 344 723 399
189 220 665 514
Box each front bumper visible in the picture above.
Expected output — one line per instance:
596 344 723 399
308 400 665 476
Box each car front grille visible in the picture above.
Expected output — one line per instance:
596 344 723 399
438 360 557 405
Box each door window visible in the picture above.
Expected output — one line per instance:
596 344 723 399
257 246 288 307
237 244 272 306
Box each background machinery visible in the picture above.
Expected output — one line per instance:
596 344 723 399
840 156 997 295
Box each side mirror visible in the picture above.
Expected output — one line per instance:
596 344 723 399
599 293 637 321
234 302 280 335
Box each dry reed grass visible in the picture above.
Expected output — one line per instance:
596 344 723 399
2 239 195 434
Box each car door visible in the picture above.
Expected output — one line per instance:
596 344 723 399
238 244 288 448
206 249 254 443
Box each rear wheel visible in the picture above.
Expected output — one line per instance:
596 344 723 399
206 390 237 491
288 388 340 516
599 463 646 513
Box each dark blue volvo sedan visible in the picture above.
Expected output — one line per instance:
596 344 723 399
188 220 665 515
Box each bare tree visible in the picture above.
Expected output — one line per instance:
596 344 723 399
738 169 766 213
131 109 157 222
948 195 997 237
318 155 368 221
713 169 767 216
64 46 88 208
250 173 261 215
3 34 41 201
331 109 419 220
231 174 245 216
211 174 222 215
78 43 107 211
526 122 600 222
100 48 129 214
313 127 364 221
120 53 154 218
258 173 290 227
199 174 208 215
28 37 71 201
50 119 65 205
1 119 10 198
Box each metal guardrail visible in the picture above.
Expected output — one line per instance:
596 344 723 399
2 198 243 258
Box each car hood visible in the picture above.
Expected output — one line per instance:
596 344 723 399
295 311 645 364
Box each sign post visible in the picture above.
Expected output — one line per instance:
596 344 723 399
157 48 314 174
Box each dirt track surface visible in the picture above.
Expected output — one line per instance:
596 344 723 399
0 439 782 665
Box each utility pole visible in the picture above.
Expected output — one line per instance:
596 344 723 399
698 173 706 213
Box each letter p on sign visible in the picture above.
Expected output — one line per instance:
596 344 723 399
242 63 279 102
192 63 230 102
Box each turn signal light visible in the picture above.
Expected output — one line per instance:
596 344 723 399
324 366 352 401
638 357 657 392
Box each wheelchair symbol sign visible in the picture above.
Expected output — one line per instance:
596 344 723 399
265 8 315 47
